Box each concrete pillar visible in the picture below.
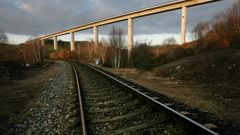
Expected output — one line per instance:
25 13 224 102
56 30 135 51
41 39 45 46
181 6 187 45
70 32 75 51
53 36 58 50
93 26 98 46
128 18 133 59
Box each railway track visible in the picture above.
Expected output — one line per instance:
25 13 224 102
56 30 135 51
72 62 219 135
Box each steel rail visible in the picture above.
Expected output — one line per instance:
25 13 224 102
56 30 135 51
72 65 87 135
82 63 219 135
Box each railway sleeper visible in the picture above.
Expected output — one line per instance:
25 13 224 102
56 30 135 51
83 88 122 96
83 91 128 100
84 95 135 107
88 100 142 113
88 112 167 133
88 105 151 120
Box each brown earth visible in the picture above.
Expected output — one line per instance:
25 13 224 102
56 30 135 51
95 49 240 128
0 61 60 133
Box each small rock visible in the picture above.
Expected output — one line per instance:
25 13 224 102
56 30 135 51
152 97 160 100
203 123 218 129
180 111 191 115
16 124 25 128
164 103 172 106
176 65 182 70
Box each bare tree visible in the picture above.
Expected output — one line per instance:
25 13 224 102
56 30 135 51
205 0 240 48
88 40 94 60
76 42 81 59
24 36 44 64
210 11 230 47
225 1 240 45
98 38 108 64
0 30 8 44
192 21 210 54
227 0 240 34
32 40 43 64
109 26 124 68
162 37 177 58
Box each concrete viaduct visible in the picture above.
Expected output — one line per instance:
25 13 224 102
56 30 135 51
38 0 220 57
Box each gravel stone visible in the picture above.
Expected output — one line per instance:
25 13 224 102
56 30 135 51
8 61 81 135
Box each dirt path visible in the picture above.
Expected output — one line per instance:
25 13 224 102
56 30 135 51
96 66 240 127
0 61 61 133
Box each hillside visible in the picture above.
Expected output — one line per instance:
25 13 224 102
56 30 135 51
97 49 240 129
154 49 240 99
153 49 240 126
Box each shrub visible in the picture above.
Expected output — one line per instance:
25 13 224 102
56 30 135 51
49 50 76 60
130 43 154 70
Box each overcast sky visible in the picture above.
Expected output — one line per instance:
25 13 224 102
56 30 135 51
0 0 236 44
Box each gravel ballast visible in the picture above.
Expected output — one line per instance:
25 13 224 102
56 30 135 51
8 61 81 134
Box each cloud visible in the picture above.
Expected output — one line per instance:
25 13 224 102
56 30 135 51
0 0 234 39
